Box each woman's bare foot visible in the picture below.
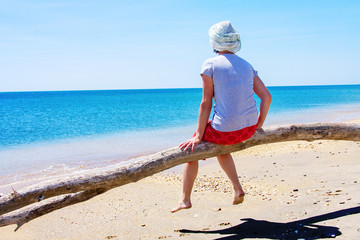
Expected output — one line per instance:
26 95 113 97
171 201 192 213
233 192 245 205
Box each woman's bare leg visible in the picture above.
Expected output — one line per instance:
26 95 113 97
171 161 199 213
217 153 245 204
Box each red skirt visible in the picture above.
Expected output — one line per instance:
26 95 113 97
202 121 257 145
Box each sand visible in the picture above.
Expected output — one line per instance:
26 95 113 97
1 132 360 239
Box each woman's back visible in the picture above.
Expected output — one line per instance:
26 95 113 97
201 53 258 132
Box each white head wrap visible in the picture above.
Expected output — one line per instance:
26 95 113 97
209 21 241 53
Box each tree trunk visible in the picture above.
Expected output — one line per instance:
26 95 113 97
1 123 359 229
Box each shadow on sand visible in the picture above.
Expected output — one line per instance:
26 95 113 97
179 206 360 239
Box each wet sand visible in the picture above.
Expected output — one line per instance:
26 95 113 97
0 131 359 239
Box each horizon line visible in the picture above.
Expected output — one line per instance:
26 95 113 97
1 83 359 93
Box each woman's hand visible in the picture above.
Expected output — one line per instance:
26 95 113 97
255 128 265 134
179 135 202 152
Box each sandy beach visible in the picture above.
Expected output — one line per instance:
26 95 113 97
1 125 360 239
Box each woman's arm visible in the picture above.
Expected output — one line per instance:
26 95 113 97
253 75 272 129
179 74 214 151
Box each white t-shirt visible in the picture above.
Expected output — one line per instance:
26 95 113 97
200 54 258 132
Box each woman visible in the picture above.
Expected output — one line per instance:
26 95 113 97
171 21 272 213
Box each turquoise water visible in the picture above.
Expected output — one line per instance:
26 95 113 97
0 89 200 148
0 85 360 193
1 85 360 148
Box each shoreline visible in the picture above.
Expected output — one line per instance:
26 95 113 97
264 103 360 127
1 111 359 194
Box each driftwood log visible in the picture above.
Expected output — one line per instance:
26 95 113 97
1 123 360 230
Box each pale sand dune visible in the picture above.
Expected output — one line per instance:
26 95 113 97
0 135 359 239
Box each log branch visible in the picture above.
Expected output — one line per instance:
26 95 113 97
0 123 359 228
0 188 106 231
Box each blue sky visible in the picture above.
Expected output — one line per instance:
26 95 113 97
0 0 359 91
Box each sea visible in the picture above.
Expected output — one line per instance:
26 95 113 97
1 85 360 194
